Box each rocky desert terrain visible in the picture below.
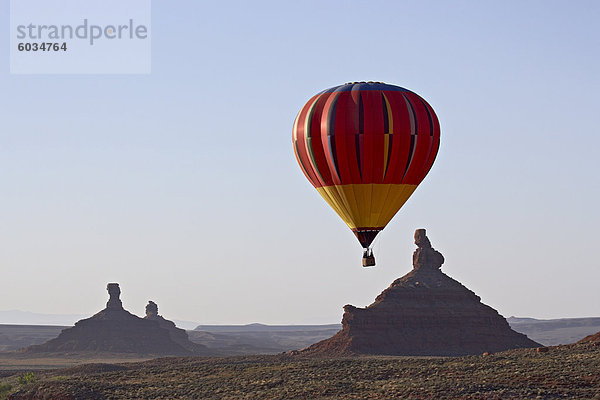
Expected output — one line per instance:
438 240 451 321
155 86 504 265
2 342 599 399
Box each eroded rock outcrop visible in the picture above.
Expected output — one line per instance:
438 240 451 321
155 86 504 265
25 284 206 356
143 300 204 353
578 331 600 343
303 229 540 356
412 228 444 269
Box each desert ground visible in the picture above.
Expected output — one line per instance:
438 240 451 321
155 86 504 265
2 319 600 398
1 342 599 399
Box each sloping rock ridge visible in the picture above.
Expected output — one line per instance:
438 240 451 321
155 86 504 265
25 283 205 356
304 229 540 356
578 331 600 343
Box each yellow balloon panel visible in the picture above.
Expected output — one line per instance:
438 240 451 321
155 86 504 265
316 184 417 229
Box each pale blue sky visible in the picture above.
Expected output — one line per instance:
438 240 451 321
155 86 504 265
1 1 598 324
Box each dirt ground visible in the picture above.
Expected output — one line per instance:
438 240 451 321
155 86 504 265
2 343 599 399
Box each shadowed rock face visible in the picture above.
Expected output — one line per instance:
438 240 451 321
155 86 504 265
304 229 540 356
145 301 159 317
143 301 204 353
106 283 123 310
25 284 205 356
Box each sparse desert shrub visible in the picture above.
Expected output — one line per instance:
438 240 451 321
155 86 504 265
0 382 13 400
17 372 35 386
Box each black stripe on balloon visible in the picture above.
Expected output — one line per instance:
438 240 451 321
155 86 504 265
305 102 324 182
356 93 363 180
402 94 418 181
420 98 435 137
358 93 364 134
406 95 418 134
404 135 416 178
355 134 362 180
381 92 393 180
295 140 312 179
419 98 436 179
326 93 341 180
385 135 393 178
382 93 389 134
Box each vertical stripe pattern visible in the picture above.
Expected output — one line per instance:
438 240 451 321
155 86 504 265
293 82 441 248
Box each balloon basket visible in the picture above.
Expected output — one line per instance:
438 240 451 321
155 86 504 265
362 249 376 267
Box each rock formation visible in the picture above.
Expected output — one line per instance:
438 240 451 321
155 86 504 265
106 283 123 309
143 300 204 353
146 300 159 317
25 284 206 356
303 229 540 356
578 331 600 343
412 228 444 269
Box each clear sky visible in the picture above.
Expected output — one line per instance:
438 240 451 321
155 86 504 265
1 1 598 325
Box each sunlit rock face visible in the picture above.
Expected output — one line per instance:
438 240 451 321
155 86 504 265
25 284 205 356
578 331 600 344
304 230 540 356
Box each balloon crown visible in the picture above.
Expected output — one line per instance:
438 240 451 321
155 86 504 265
345 81 385 84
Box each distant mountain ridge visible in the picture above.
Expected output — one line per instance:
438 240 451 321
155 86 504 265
0 310 86 326
194 324 341 332
508 316 600 326
507 316 600 346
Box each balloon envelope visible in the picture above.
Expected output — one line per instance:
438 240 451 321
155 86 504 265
293 82 440 248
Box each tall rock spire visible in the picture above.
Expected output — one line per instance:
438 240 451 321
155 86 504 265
412 228 444 270
106 283 123 310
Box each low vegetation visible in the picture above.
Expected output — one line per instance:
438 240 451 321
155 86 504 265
0 372 37 400
0 383 13 400
3 343 600 399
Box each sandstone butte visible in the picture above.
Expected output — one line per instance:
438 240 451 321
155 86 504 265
24 283 206 356
303 229 541 356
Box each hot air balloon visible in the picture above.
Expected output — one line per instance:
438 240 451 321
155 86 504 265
293 82 440 267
